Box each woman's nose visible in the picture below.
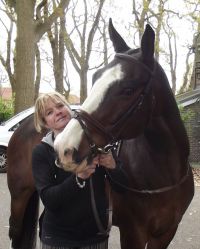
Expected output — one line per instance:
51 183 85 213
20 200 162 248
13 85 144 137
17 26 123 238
55 108 62 115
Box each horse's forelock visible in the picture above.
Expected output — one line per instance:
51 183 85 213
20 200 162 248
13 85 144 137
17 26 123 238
82 63 124 114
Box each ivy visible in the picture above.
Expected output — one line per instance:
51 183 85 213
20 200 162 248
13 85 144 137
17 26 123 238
178 105 195 123
0 98 14 123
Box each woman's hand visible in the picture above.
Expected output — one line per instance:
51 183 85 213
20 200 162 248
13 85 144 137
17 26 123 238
77 157 98 179
98 151 116 169
76 152 116 180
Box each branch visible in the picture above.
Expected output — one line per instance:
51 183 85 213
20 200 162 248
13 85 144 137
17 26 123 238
63 25 81 73
35 0 71 41
0 54 6 68
86 0 105 62
5 0 16 10
36 0 47 22
0 19 15 88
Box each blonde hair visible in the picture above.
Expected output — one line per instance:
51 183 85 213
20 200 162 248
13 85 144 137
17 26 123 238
34 92 72 132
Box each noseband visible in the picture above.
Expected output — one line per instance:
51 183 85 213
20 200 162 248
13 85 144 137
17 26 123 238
73 110 117 157
73 53 156 157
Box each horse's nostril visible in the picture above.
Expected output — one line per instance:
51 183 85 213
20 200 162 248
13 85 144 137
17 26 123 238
72 148 82 164
64 149 69 156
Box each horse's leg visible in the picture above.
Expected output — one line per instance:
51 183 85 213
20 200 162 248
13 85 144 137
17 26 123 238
9 188 36 249
147 224 178 249
9 190 32 248
119 226 147 249
118 224 178 249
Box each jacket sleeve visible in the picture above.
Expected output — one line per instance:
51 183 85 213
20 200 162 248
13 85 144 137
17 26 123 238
32 144 85 212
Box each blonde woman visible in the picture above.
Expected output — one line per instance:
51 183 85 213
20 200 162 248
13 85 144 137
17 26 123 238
32 92 124 249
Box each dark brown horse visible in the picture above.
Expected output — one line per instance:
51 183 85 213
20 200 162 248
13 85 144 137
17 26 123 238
7 115 46 249
54 20 194 249
7 20 194 249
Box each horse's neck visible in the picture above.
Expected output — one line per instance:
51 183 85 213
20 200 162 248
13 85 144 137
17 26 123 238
121 70 190 188
153 67 190 160
148 114 189 158
163 109 189 159
121 115 188 189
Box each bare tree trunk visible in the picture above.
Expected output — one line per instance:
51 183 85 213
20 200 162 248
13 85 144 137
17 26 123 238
56 13 65 93
64 0 105 102
178 50 192 94
13 0 70 113
45 2 65 94
80 68 87 103
15 0 36 113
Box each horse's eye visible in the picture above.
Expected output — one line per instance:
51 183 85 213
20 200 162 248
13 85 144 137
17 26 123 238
123 88 134 96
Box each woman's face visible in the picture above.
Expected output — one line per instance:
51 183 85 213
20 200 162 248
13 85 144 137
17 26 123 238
43 99 71 136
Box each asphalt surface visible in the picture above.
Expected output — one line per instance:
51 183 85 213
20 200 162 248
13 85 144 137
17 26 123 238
1 173 200 249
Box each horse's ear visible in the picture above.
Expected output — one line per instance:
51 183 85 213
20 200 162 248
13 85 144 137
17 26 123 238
141 24 155 64
108 18 130 53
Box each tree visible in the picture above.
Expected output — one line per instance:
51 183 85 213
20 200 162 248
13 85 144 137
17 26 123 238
1 0 198 105
43 0 66 97
131 0 181 93
178 45 193 94
63 0 105 103
0 1 16 97
6 0 71 113
162 14 177 94
184 0 200 90
132 0 168 60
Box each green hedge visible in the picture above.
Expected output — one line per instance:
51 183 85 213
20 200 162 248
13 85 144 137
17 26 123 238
178 105 195 122
0 98 14 123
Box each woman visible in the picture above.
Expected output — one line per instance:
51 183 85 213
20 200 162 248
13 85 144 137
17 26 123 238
32 92 123 249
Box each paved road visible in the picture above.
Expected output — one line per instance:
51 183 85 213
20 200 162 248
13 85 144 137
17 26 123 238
1 173 200 249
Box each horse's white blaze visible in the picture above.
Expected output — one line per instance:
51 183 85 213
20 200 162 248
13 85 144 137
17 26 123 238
55 63 124 159
54 119 83 157
82 63 124 113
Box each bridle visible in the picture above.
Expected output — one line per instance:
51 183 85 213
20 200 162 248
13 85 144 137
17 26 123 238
73 53 156 158
73 109 117 156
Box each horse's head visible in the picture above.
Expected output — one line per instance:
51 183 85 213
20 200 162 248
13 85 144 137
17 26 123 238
54 19 156 172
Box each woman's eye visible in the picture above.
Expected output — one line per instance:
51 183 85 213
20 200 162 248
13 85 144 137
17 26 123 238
57 103 64 108
123 88 134 96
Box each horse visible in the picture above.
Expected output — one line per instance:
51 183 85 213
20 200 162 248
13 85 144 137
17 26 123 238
7 19 194 249
54 19 194 249
7 114 46 249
